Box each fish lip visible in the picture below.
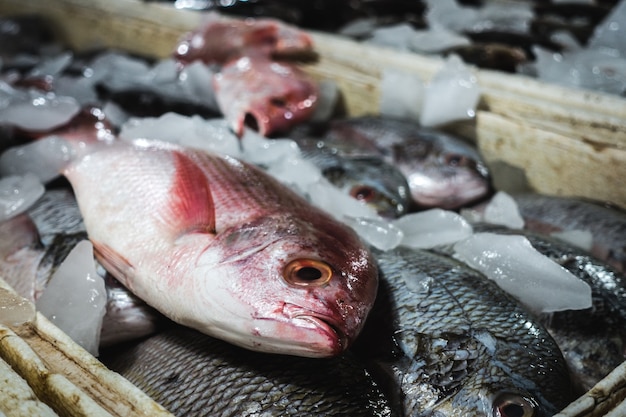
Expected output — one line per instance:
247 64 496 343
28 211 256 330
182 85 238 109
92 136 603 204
296 314 348 355
284 303 348 355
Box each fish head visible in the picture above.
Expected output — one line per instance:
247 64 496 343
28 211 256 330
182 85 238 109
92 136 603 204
214 57 318 137
424 385 560 417
324 157 411 218
196 212 378 358
419 358 569 417
392 133 491 209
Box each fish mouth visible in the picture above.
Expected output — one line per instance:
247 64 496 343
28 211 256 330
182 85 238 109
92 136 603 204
408 173 490 208
284 304 348 357
296 314 348 353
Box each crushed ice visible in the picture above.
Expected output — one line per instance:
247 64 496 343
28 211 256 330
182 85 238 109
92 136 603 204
379 55 480 127
0 173 45 221
36 240 107 357
379 69 424 120
393 209 473 249
419 55 480 127
461 191 525 229
0 135 75 183
425 0 534 35
529 0 626 94
453 233 592 314
0 84 81 131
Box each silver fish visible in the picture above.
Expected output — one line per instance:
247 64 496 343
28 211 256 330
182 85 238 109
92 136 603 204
290 116 492 210
0 188 163 347
512 193 626 273
354 246 574 416
293 136 411 218
101 324 398 417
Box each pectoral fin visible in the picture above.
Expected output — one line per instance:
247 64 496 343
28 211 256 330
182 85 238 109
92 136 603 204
92 240 135 290
166 150 216 236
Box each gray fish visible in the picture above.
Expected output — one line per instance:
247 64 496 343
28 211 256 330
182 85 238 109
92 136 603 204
100 324 398 417
465 223 626 394
0 188 163 347
292 137 411 218
512 193 626 273
354 246 574 417
290 116 492 210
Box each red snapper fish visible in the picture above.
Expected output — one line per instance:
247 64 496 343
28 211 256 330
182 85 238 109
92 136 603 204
173 12 314 66
60 138 377 357
213 56 318 136
173 13 319 137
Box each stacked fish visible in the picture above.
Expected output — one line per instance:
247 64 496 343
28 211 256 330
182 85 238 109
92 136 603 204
0 11 625 417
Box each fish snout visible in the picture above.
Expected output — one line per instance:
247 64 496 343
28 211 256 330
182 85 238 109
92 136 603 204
282 303 349 357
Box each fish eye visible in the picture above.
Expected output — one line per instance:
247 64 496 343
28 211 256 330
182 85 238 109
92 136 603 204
350 185 377 202
283 259 334 287
493 392 538 417
445 154 468 167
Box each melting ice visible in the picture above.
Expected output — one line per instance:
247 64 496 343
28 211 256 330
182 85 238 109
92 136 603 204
453 233 592 314
36 240 106 356
0 173 44 221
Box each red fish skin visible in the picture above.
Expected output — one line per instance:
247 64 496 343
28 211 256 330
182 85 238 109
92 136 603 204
213 56 318 136
173 12 314 66
62 139 377 357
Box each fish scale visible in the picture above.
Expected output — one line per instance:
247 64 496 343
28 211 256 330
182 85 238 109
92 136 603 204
101 324 398 417
354 246 574 416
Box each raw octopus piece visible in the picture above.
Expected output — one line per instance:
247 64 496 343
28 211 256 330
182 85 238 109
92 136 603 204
174 12 314 66
213 56 318 136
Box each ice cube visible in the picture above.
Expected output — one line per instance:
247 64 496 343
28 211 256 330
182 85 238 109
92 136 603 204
343 216 404 251
483 191 525 229
307 179 378 221
588 0 626 56
265 156 322 192
393 208 473 249
379 69 424 121
54 74 100 106
0 173 45 221
425 0 479 33
0 91 80 131
425 0 533 34
0 135 75 183
36 240 107 357
533 46 626 94
240 134 300 166
28 51 73 78
367 24 417 51
453 233 592 314
120 113 241 157
177 60 219 110
420 55 480 127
